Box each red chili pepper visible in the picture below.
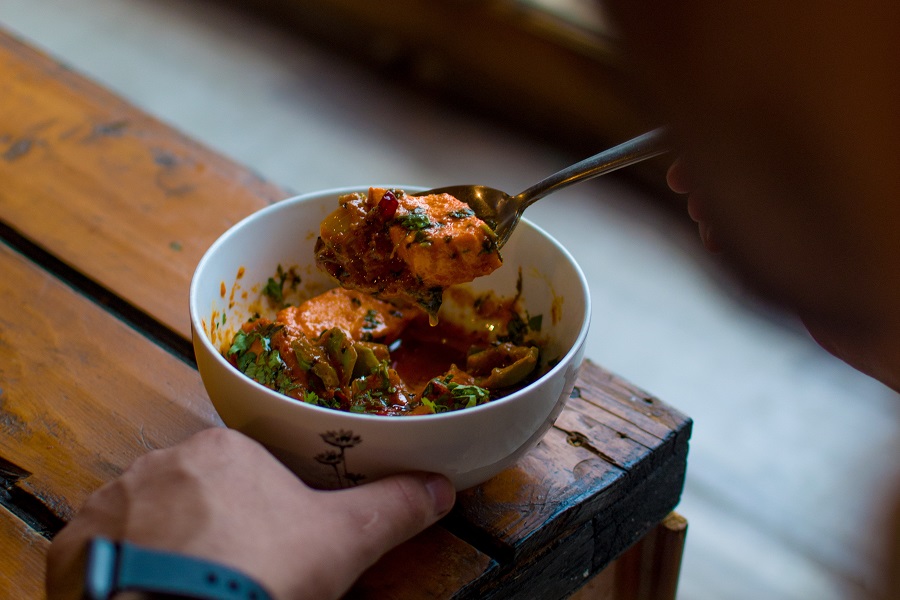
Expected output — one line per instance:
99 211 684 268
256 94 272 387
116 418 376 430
374 190 398 221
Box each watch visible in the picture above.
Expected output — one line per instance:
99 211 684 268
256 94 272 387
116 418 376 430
82 537 274 600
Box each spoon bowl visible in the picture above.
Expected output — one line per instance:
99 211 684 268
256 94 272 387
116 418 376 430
423 128 669 247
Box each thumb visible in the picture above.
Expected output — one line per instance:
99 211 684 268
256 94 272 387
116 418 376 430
299 472 455 598
327 472 455 556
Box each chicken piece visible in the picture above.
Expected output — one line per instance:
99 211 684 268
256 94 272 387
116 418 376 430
315 187 502 317
276 287 413 343
388 193 502 287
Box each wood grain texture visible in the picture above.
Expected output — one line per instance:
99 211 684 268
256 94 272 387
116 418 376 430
570 512 688 600
0 506 48 599
348 528 497 599
0 242 221 521
448 360 691 567
0 28 287 340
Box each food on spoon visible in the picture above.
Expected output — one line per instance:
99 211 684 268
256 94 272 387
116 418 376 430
224 286 542 416
314 187 502 318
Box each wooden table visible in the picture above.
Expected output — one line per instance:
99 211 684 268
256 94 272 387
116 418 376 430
0 27 692 599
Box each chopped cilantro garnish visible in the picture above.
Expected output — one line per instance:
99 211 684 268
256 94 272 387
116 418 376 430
227 324 299 396
421 397 446 414
396 207 432 231
421 378 490 413
448 208 475 219
303 390 341 410
449 383 490 408
262 264 302 304
362 309 380 331
262 277 283 303
502 313 527 345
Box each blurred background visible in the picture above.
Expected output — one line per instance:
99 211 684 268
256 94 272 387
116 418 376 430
2 1 898 598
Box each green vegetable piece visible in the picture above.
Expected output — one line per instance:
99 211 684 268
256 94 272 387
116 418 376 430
292 335 339 388
352 343 384 379
291 336 320 372
321 328 358 387
311 360 339 389
468 344 539 389
227 330 252 356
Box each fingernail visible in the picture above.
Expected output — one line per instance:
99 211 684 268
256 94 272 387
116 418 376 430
425 473 456 516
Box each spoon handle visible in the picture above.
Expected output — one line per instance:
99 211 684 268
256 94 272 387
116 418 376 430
516 127 670 207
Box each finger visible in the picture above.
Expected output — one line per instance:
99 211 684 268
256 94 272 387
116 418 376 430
666 158 692 194
698 220 722 253
297 473 455 598
327 473 454 555
686 192 705 222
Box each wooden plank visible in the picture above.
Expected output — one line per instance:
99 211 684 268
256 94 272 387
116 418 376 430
474 521 597 600
570 512 688 600
0 28 287 340
0 506 47 599
574 363 692 440
348 528 497 599
446 360 691 569
447 427 625 562
0 241 220 520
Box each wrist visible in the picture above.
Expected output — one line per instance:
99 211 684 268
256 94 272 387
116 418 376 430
82 537 274 600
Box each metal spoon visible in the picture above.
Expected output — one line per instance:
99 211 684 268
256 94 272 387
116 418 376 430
421 127 669 248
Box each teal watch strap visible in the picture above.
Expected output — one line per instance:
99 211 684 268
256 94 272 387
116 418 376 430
83 537 274 600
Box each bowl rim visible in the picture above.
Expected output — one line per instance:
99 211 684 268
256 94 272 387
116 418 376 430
189 186 592 424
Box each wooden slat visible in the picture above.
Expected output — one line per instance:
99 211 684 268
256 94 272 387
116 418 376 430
570 512 688 600
0 28 286 340
349 528 497 599
0 242 220 519
574 365 692 441
0 506 47 599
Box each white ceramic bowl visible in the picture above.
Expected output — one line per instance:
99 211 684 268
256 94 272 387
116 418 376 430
190 187 590 490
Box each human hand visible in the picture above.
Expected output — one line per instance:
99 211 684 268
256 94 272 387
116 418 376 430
665 157 900 390
46 427 456 600
666 158 721 254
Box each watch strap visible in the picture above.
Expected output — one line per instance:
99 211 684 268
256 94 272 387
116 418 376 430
83 537 274 600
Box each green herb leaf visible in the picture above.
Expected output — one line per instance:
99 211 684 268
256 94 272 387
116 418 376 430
262 264 302 305
448 208 475 219
362 309 380 331
262 276 283 303
396 207 432 231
